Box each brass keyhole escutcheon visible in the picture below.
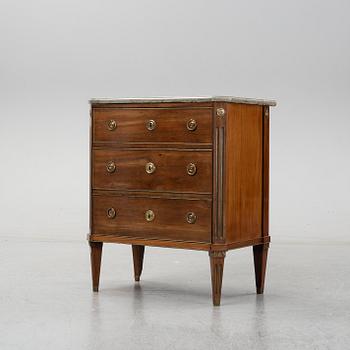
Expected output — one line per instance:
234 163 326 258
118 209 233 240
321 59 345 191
186 163 197 176
145 162 156 174
107 119 117 131
106 207 116 219
186 212 197 224
106 161 116 173
146 119 156 131
145 209 155 222
187 119 197 131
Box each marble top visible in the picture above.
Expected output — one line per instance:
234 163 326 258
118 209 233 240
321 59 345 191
90 96 276 106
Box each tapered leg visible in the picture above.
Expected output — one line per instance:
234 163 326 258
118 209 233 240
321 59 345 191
253 243 269 294
132 245 145 282
209 251 226 306
89 241 103 292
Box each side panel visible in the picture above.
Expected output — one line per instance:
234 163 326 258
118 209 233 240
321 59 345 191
225 103 263 243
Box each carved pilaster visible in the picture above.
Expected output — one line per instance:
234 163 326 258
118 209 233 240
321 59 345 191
212 104 226 243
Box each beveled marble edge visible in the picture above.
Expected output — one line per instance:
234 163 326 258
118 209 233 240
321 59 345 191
89 96 277 106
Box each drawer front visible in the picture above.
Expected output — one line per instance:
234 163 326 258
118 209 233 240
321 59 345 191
92 194 211 242
92 108 212 144
92 149 212 194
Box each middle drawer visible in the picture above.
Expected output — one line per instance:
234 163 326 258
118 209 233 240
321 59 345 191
92 149 212 194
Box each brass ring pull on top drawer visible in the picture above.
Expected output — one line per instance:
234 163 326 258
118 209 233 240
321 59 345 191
107 119 117 131
106 161 116 173
187 119 197 131
146 119 156 131
186 163 197 176
106 207 116 219
145 162 156 174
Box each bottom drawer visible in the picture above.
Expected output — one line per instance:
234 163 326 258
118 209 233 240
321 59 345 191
92 194 211 243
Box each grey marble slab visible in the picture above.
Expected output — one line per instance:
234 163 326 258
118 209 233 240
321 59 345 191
89 96 277 106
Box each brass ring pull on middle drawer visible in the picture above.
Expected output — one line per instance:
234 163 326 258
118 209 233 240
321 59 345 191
146 119 156 131
145 209 155 222
186 163 197 176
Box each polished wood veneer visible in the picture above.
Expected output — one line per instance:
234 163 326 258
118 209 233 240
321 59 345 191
92 149 212 193
88 97 276 306
92 193 211 242
93 107 212 144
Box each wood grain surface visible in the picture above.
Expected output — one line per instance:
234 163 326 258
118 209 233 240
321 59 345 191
225 103 263 243
92 149 212 194
93 107 212 144
92 193 212 242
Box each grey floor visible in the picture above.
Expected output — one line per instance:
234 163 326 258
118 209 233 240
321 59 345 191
1 238 349 350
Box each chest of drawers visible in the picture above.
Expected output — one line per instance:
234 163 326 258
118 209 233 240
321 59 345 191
88 96 276 306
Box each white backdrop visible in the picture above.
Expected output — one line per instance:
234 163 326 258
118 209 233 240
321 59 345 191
1 0 349 242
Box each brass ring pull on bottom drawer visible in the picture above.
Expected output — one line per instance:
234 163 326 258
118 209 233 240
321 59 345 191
145 210 195 223
106 208 196 224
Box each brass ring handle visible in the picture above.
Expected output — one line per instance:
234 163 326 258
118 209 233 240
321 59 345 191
106 207 116 219
106 161 116 173
107 119 117 131
145 209 155 222
145 162 156 174
186 163 197 176
146 119 156 131
186 212 197 224
187 119 197 131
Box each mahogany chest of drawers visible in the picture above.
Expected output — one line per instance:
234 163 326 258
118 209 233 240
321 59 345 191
88 96 276 306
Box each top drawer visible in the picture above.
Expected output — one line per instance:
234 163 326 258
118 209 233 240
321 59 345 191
92 108 212 144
